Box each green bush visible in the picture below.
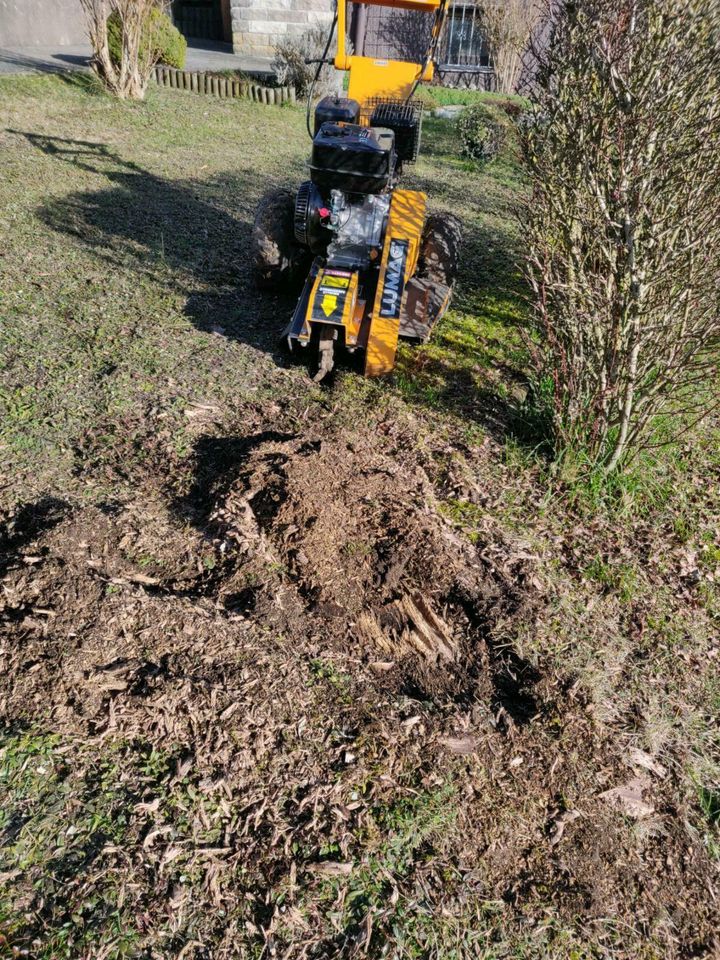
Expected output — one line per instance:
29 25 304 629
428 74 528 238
457 102 506 163
107 8 187 70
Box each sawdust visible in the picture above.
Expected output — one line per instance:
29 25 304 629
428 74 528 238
1 419 718 958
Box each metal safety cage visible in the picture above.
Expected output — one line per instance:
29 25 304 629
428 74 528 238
359 98 424 163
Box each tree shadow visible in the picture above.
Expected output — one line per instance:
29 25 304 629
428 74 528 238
0 49 102 96
14 129 307 364
0 47 84 75
0 497 71 577
175 430 297 529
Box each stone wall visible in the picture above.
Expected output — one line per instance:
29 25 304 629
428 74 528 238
0 0 86 47
230 0 334 59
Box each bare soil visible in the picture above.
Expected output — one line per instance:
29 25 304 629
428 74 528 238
2 403 717 958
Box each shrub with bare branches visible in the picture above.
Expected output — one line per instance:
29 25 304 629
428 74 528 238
80 0 167 100
481 0 544 93
524 0 720 472
273 26 340 99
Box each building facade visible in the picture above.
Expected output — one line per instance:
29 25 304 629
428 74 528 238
0 0 86 47
169 0 335 59
225 0 493 86
229 0 333 59
0 0 493 90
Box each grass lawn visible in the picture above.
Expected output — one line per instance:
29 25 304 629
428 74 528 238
0 74 718 960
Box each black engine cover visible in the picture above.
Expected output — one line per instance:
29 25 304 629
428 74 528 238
314 96 360 135
310 122 395 195
370 101 422 163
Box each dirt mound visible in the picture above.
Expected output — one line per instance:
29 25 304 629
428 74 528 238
0 426 532 731
2 424 718 959
202 430 529 702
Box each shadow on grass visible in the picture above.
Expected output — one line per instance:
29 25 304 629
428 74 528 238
18 129 546 447
14 129 304 365
392 200 548 448
0 54 105 98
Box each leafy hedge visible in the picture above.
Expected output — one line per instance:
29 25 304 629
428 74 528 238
107 9 187 71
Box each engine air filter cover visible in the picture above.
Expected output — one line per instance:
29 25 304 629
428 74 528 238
366 99 423 163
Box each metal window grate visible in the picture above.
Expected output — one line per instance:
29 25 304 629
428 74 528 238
437 3 492 71
351 2 433 62
347 1 492 75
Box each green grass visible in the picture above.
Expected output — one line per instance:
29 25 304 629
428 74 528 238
1 74 719 960
0 731 143 959
582 555 639 603
424 86 528 110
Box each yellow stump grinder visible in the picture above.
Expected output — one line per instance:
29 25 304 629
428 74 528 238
251 0 462 381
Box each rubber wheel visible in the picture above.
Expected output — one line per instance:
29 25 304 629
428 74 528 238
252 188 308 291
418 212 463 286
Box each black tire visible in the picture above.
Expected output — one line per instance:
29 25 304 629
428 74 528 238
252 188 309 291
418 212 463 286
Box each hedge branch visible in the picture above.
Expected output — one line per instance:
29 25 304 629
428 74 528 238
523 0 720 471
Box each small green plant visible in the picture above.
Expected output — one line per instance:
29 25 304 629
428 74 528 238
341 538 372 559
583 555 638 603
107 8 187 71
440 497 485 529
309 657 352 696
457 103 506 163
695 782 720 860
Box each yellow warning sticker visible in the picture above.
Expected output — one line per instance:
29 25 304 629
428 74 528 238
321 294 338 317
320 276 350 290
310 270 355 325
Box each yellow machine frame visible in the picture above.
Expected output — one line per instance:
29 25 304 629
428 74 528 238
335 0 442 102
364 189 426 376
289 0 451 378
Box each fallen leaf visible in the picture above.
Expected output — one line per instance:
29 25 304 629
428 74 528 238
439 735 478 756
306 861 353 876
626 748 667 779
549 809 581 846
128 573 161 586
600 776 654 818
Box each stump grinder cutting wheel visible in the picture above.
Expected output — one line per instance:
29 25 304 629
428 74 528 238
252 0 462 380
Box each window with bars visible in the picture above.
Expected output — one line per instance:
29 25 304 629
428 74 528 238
354 4 433 62
347 2 491 73
437 4 491 70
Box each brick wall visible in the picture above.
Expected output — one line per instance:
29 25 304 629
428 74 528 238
230 0 334 59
